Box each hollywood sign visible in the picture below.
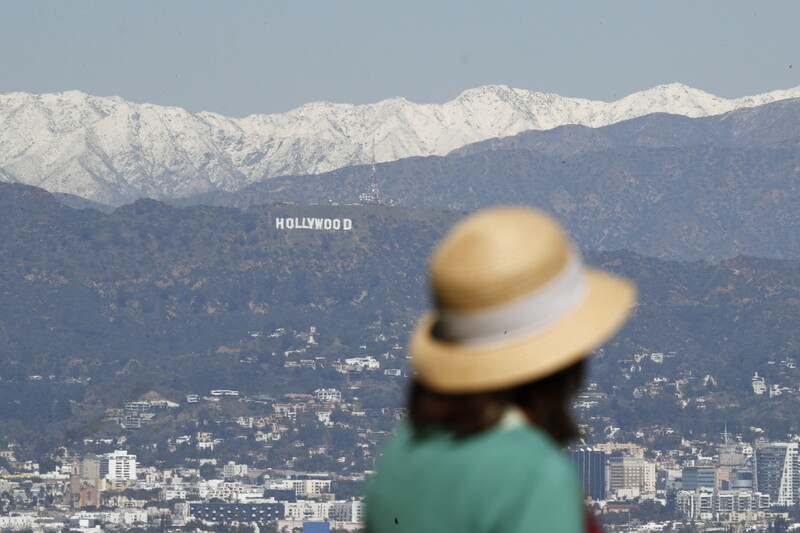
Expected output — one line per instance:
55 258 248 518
275 217 353 231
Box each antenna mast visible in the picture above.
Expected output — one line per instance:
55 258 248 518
359 142 384 205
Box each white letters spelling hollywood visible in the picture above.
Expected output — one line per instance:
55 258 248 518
275 217 353 231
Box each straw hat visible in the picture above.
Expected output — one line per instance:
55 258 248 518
411 207 636 394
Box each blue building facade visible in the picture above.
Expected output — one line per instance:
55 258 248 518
569 446 607 501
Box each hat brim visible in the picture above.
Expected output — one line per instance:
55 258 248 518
410 269 636 394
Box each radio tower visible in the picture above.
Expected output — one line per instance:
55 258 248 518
359 163 383 205
721 422 735 453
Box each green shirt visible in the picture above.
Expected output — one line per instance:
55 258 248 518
365 419 585 532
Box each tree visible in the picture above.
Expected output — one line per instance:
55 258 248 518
199 463 217 480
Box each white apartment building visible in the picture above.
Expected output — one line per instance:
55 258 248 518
285 501 329 521
752 373 767 395
315 388 342 402
290 478 331 498
269 478 332 498
677 488 714 520
222 461 249 478
328 500 365 523
677 488 770 519
100 450 137 481
199 480 243 501
607 454 656 497
284 500 365 523
0 516 34 529
344 357 380 370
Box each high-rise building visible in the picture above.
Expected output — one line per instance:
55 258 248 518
569 446 606 500
682 467 717 491
99 450 137 481
754 442 800 506
607 454 656 497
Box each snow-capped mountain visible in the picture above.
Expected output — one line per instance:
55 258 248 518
2 84 799 205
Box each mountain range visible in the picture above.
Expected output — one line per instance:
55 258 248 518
2 84 800 205
174 99 800 261
4 84 800 454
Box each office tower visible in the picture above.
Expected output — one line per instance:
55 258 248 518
569 446 606 500
754 442 800 506
682 467 717 491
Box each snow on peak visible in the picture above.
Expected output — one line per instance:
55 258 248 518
1 84 799 205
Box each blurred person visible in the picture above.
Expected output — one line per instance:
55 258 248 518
365 207 636 532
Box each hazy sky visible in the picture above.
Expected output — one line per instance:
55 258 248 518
2 1 798 117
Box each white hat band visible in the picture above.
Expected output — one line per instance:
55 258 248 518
436 254 589 349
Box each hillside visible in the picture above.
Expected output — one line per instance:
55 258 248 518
2 183 800 449
174 144 800 261
170 99 800 261
2 85 799 205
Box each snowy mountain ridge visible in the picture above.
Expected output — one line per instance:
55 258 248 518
2 83 799 205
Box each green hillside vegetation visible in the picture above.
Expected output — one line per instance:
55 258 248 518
2 182 800 453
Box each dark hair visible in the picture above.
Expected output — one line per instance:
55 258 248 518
408 359 585 445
